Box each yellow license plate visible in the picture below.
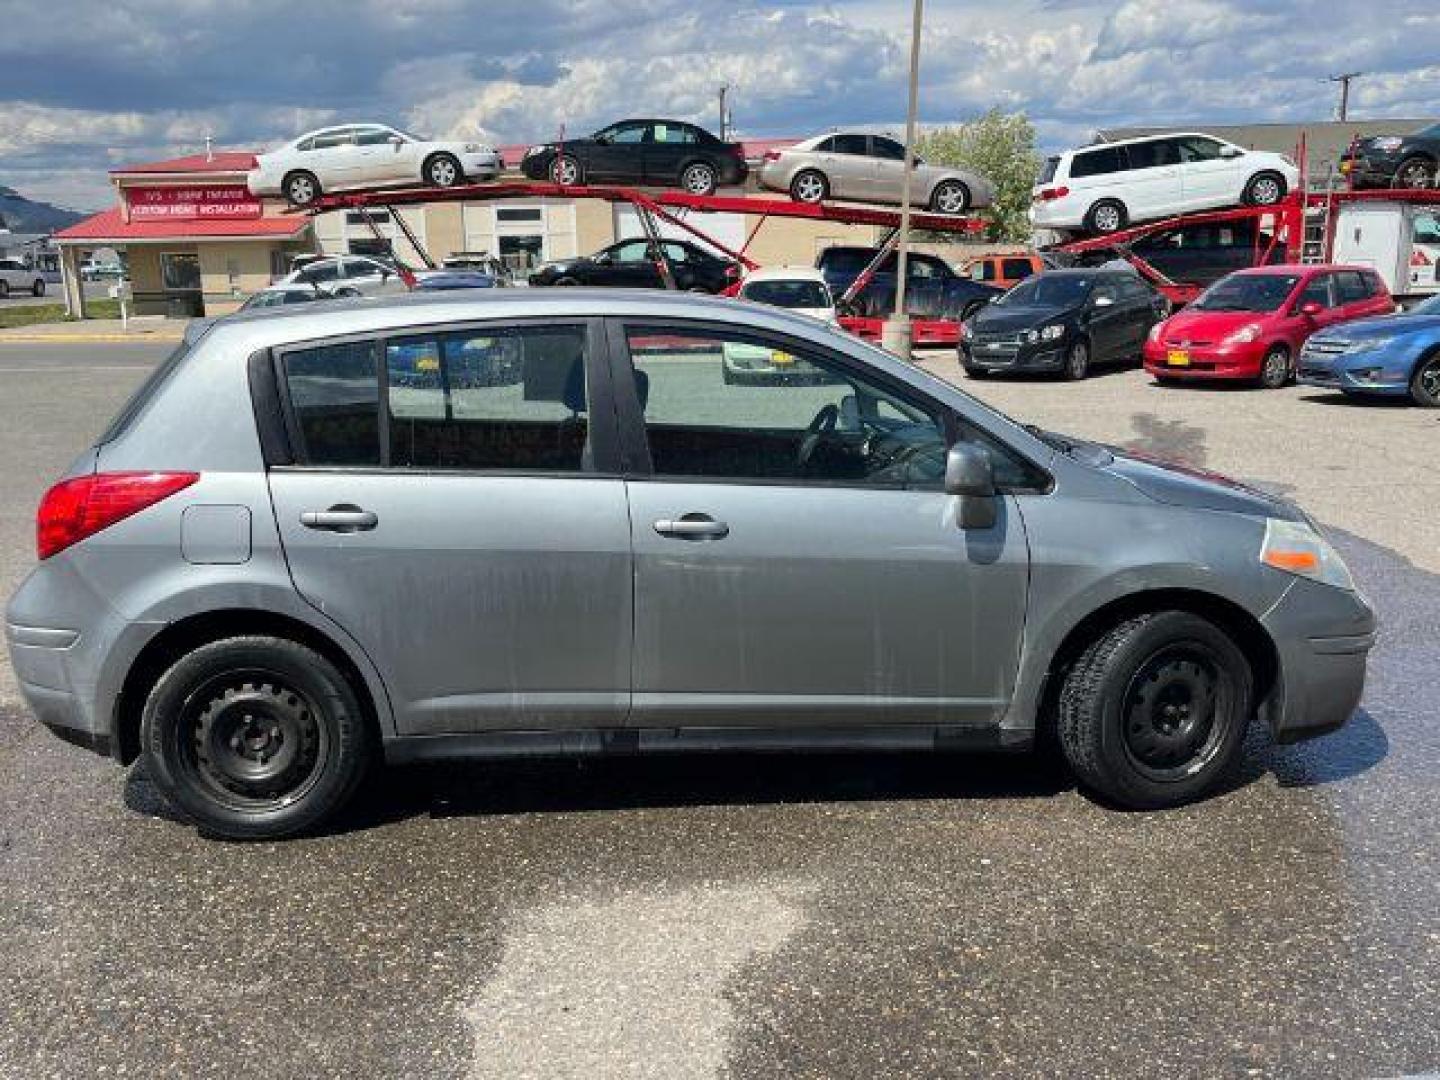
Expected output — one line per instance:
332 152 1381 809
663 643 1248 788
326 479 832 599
770 350 794 365
1340 161 1352 173
1167 350 1191 367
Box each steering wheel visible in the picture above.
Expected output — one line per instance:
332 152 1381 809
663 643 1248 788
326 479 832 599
796 403 840 471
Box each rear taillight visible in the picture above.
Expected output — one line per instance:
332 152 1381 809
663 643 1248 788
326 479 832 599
1034 186 1070 202
37 471 199 560
763 150 782 162
724 264 741 279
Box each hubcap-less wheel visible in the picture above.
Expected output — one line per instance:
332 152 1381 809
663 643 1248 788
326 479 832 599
681 163 716 196
184 673 328 810
1260 347 1290 389
1248 175 1282 205
1395 158 1436 190
1413 356 1440 407
791 171 827 204
932 181 968 215
551 157 580 186
286 174 317 206
428 156 460 187
1066 341 1089 380
1121 647 1228 782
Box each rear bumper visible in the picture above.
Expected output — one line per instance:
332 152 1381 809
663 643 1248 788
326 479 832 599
1261 577 1377 743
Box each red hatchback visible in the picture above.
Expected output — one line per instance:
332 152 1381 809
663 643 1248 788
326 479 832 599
1143 264 1394 388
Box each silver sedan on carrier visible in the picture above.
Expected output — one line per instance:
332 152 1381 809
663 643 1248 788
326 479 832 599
759 131 994 214
6 290 1373 839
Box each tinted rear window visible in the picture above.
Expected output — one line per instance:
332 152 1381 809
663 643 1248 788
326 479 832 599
1038 157 1059 184
97 341 193 445
741 279 832 309
817 249 871 274
282 341 380 466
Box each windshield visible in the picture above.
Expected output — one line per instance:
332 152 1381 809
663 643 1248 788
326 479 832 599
741 279 832 309
1417 123 1440 139
1191 273 1301 312
1412 293 1440 316
998 275 1090 308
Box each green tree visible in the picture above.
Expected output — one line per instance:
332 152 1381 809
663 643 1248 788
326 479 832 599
915 110 1041 243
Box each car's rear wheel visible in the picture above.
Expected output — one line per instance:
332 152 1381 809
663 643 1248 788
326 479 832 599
283 171 320 207
140 636 373 840
1393 156 1437 190
1243 171 1287 206
790 169 829 205
550 155 582 186
1085 199 1128 235
1411 351 1440 407
1258 344 1291 389
930 179 970 215
1058 612 1252 808
425 153 462 188
680 162 718 196
1063 339 1090 380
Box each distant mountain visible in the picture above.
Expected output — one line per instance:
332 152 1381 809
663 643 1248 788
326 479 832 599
0 187 85 235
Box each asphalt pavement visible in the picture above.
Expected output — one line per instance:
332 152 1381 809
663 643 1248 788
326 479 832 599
0 341 1437 1079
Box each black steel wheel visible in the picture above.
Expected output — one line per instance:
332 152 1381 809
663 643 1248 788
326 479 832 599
1058 611 1252 808
32 279 45 297
1411 352 1440 407
141 636 373 839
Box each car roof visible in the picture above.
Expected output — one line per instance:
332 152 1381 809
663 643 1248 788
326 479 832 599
1232 263 1368 277
741 266 827 283
1071 131 1229 153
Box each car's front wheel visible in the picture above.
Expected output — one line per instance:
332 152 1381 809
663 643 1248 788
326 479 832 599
1411 351 1440 407
790 169 829 205
140 636 374 840
283 171 320 207
1057 611 1253 808
1258 344 1291 389
1063 339 1090 380
1243 171 1287 206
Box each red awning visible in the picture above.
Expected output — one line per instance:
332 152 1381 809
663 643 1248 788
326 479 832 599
54 207 310 243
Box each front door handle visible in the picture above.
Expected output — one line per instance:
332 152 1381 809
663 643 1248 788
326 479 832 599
301 505 378 532
653 514 729 541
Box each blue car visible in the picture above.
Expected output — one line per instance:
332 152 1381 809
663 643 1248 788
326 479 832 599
1298 293 1440 406
413 269 496 291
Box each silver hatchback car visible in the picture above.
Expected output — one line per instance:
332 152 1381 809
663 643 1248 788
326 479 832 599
7 291 1374 838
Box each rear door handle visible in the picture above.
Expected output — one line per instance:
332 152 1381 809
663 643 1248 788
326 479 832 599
301 506 378 532
653 514 729 541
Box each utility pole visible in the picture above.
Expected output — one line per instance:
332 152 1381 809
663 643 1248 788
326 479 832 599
882 0 924 360
718 85 729 141
1329 72 1363 122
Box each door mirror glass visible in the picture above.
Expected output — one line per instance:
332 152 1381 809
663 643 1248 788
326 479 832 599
1300 301 1323 317
945 443 997 529
1218 146 1242 159
388 135 404 148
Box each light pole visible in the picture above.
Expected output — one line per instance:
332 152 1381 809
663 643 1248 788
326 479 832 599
882 0 924 359
1329 72 1363 122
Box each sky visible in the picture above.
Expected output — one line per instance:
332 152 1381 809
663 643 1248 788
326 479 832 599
1 0 1437 212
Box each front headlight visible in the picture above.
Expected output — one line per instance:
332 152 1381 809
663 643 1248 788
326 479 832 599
1260 518 1355 591
1039 324 1065 341
1147 323 1163 342
1225 323 1262 345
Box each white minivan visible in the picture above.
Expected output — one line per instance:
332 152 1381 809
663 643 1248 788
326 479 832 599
1031 132 1300 237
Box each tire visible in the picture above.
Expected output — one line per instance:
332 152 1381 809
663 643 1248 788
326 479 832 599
680 161 717 197
790 169 829 205
550 155 582 187
32 279 46 298
1084 199 1128 235
283 171 320 207
1063 339 1090 380
140 636 374 840
1258 344 1291 389
425 153 463 189
1153 374 1185 388
930 179 970 215
1057 611 1252 809
1242 171 1286 206
552 276 580 287
963 364 990 379
1411 351 1440 407
960 299 988 322
1392 156 1437 190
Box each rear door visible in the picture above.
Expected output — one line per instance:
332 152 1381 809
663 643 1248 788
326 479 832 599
827 133 873 200
869 135 908 203
1334 268 1393 321
644 122 694 186
609 319 1033 732
266 320 633 735
1120 138 1184 219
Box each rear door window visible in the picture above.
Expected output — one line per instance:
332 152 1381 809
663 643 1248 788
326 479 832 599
1335 270 1371 303
833 134 869 156
282 341 381 466
1297 275 1335 309
1070 146 1127 178
1002 258 1035 280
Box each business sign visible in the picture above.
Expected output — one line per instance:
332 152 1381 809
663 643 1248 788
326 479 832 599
127 185 262 221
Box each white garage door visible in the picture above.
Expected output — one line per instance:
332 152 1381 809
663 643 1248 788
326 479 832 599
613 206 744 256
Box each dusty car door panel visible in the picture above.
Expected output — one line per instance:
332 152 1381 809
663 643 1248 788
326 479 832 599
266 322 633 735
609 319 1031 730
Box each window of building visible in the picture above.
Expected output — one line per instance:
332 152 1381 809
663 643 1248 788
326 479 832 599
346 210 392 225
160 252 201 291
497 207 543 223
499 235 544 271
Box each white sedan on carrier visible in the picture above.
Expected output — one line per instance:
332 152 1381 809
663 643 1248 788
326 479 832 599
248 124 502 206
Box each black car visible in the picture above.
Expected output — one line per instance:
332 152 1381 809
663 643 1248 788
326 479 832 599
1065 220 1287 288
960 269 1167 380
520 118 749 196
815 246 1002 321
1340 123 1440 190
528 238 739 293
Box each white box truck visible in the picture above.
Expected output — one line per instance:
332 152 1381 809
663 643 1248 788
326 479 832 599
1331 201 1440 302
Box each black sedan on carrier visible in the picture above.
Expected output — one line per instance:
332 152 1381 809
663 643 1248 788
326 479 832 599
528 238 740 293
1340 123 1440 190
960 269 1167 380
521 119 749 196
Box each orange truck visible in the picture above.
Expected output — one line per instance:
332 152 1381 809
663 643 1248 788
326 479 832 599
960 252 1044 291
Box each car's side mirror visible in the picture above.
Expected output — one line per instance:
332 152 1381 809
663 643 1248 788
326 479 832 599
1219 146 1242 159
945 443 997 530
388 135 404 148
1299 301 1323 317
1093 294 1115 308
594 253 611 265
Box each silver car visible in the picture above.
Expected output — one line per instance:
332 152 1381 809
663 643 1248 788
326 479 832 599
759 132 995 214
6 290 1374 839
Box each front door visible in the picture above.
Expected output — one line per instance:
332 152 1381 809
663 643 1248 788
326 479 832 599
610 320 1032 731
588 121 648 182
267 321 632 735
1175 136 1241 211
